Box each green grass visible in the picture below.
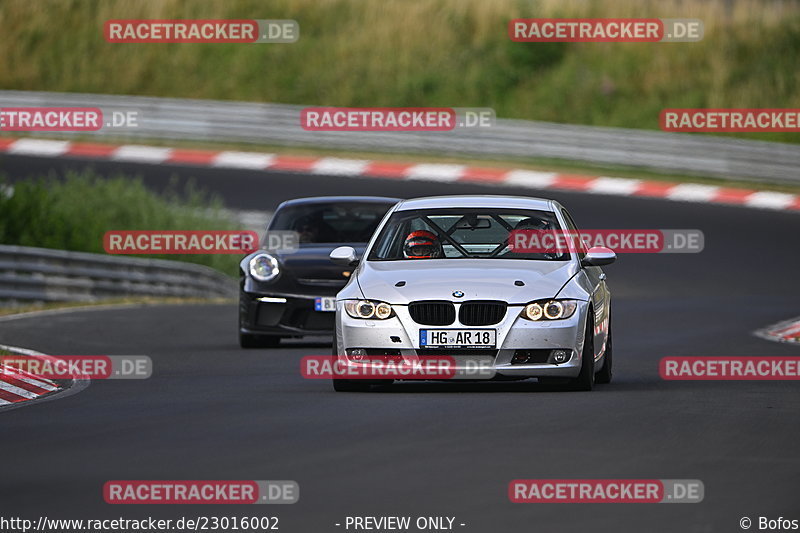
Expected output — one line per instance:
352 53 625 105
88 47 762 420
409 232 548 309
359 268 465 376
0 0 798 143
0 171 243 276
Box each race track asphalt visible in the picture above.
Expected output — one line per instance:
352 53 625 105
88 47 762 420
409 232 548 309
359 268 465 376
1 153 798 532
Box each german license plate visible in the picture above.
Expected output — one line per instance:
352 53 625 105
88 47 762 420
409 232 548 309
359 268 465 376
314 297 336 312
419 329 496 348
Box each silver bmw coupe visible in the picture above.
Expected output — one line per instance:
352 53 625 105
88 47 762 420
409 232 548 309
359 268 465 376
329 195 615 392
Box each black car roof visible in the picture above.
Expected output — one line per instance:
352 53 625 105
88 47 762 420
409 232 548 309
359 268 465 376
276 196 400 208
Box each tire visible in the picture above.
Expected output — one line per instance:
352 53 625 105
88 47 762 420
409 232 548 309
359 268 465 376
595 324 613 385
239 332 280 349
568 314 595 391
331 329 370 392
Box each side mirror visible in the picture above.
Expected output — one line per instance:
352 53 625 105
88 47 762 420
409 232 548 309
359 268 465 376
330 246 359 266
581 246 616 267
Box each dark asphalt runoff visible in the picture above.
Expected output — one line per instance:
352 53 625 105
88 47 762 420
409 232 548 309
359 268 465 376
1 153 799 532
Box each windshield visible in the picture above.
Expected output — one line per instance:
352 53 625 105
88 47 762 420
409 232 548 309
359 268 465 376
367 208 569 261
269 202 392 244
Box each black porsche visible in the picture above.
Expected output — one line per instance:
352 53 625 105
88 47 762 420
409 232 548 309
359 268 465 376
238 196 399 348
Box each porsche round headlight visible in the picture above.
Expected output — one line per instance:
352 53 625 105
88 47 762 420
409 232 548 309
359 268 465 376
544 300 564 319
523 302 544 321
249 253 280 282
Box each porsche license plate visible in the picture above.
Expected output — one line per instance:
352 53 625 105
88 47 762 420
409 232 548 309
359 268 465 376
314 297 336 312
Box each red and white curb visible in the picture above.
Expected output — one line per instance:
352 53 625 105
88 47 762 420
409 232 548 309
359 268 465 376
2 137 799 212
0 344 61 406
755 317 800 344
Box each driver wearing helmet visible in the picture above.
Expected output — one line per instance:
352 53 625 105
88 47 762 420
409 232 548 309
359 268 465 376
403 230 443 259
514 217 551 232
512 217 563 257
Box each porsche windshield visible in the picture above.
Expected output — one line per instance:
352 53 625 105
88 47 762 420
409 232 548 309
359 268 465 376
269 202 390 244
367 208 568 261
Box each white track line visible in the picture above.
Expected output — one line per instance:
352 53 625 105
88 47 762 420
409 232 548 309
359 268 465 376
0 342 90 412
311 158 370 176
503 170 558 189
0 380 38 399
587 177 642 196
666 183 721 202
0 368 59 391
8 139 70 156
405 164 465 182
744 191 796 210
213 151 276 169
112 145 172 163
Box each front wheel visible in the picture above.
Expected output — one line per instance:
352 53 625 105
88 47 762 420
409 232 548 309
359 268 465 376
595 324 613 384
568 315 595 391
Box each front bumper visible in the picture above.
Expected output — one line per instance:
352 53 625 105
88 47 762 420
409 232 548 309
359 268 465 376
240 291 335 336
336 301 589 379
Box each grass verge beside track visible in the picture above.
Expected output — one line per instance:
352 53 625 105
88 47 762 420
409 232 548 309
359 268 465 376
0 170 243 276
1 0 798 143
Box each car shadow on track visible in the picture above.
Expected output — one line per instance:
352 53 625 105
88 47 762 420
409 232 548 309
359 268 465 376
273 337 333 350
353 376 688 394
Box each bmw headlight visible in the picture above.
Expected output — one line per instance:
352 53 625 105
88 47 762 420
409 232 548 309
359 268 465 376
248 253 280 282
520 299 578 321
344 300 394 320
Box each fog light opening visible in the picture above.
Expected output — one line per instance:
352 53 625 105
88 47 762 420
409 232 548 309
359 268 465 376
346 348 367 362
512 352 531 364
550 349 570 364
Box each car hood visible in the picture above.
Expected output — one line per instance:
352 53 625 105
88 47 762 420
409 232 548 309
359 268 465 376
356 259 579 304
278 244 366 282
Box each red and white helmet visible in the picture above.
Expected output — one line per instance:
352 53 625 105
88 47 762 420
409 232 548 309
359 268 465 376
403 230 442 259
